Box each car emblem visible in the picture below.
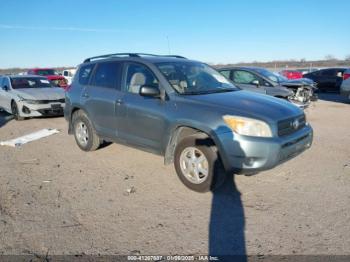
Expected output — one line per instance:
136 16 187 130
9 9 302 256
291 119 300 129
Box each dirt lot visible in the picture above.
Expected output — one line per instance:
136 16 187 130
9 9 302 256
0 94 349 257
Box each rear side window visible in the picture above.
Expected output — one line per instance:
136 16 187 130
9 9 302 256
79 64 95 85
91 62 122 89
321 69 336 77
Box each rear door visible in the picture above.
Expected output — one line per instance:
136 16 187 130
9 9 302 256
81 61 123 139
319 69 338 91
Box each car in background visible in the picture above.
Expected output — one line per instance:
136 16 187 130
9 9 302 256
340 69 350 100
61 68 77 85
295 68 319 75
0 75 65 120
27 68 68 89
65 53 313 192
280 70 303 79
303 68 348 93
218 67 317 107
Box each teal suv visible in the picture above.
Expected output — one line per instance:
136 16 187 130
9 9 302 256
64 53 313 192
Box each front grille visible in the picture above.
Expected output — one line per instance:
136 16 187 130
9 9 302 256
278 115 306 136
37 99 65 104
38 108 64 116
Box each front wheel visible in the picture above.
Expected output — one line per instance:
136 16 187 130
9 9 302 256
174 136 226 193
11 101 24 121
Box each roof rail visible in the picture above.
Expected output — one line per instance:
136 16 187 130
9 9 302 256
162 55 187 59
83 53 187 63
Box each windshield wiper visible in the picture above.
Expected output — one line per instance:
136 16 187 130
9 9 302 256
183 88 236 95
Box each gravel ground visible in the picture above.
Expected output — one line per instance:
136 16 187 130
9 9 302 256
0 94 349 257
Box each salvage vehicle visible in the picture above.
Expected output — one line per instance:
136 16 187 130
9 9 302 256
340 69 350 100
295 68 319 75
218 67 317 107
27 68 68 89
0 75 65 120
65 53 313 192
303 68 347 92
280 70 303 79
61 68 77 85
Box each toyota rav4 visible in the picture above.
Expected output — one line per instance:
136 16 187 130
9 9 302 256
64 53 313 192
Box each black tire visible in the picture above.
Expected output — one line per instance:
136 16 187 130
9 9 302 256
11 101 24 121
72 110 101 151
174 135 226 193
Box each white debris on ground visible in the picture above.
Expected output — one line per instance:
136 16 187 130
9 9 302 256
0 128 60 147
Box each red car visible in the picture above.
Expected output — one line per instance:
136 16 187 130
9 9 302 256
280 70 303 80
27 68 68 89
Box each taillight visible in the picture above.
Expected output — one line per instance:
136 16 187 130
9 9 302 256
344 73 350 81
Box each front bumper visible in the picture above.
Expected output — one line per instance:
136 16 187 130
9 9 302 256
217 124 313 174
18 101 65 117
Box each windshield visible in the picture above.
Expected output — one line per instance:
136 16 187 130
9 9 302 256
10 77 53 89
36 69 58 76
253 68 282 83
156 62 238 94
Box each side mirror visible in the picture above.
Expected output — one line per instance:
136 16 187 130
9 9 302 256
2 85 9 91
251 80 260 87
139 85 160 97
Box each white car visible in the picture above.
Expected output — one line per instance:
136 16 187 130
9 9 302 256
0 75 65 120
340 69 350 100
62 69 76 85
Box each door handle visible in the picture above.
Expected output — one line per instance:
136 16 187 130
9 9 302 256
116 99 123 105
82 92 89 98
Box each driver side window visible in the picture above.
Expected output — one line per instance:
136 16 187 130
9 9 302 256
125 64 158 94
232 70 260 85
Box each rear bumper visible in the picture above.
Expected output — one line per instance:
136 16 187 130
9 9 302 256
217 125 313 174
340 89 350 98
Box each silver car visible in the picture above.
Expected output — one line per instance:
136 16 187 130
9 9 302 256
340 69 350 100
0 75 65 120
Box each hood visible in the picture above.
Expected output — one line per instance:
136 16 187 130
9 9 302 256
280 78 317 88
180 90 302 123
14 88 65 100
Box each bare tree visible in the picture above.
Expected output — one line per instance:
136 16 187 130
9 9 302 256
345 55 350 61
324 54 337 61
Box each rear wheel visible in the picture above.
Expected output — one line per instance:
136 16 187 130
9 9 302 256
174 136 226 192
72 110 101 151
11 101 24 121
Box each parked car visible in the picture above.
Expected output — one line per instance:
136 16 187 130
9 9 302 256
218 67 317 107
65 53 313 192
27 68 68 89
303 68 347 92
280 70 303 79
340 69 350 100
0 75 65 120
61 68 77 85
295 68 319 75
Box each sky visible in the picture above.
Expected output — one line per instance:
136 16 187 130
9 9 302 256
0 0 349 68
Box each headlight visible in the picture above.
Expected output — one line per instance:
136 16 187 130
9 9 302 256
223 115 273 137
